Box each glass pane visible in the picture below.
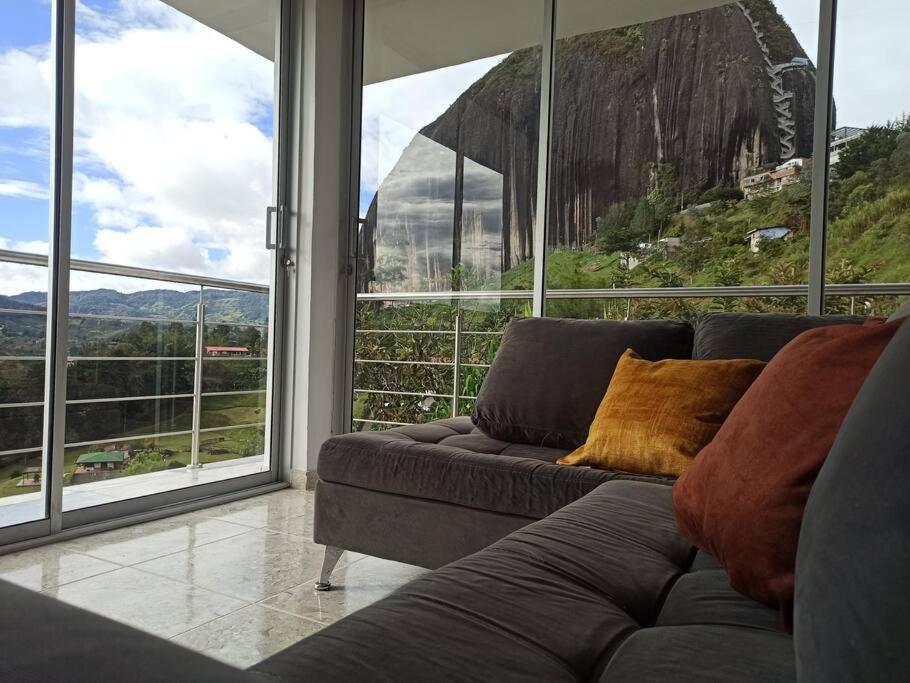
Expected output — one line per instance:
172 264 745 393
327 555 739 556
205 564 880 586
353 0 543 428
0 1 52 526
63 0 279 512
546 0 820 319
824 0 910 317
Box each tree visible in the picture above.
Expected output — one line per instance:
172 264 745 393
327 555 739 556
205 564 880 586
835 119 909 179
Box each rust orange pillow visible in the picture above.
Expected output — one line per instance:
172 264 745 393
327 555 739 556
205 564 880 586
557 349 765 477
673 317 905 626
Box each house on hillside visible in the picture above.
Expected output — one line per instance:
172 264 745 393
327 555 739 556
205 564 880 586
75 451 125 475
746 226 792 253
205 346 250 357
741 159 811 199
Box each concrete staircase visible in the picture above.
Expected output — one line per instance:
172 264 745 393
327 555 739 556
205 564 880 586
736 1 802 160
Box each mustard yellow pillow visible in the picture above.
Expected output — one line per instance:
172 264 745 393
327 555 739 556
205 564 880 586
557 349 766 477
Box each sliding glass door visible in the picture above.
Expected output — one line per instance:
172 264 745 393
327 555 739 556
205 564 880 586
0 0 289 539
0 1 54 531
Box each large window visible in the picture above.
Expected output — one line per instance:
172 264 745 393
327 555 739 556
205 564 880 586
353 0 544 428
824 0 910 316
349 0 910 429
545 0 819 320
0 0 285 538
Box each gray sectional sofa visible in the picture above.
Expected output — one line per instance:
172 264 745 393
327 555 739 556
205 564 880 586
1 311 907 681
313 313 860 582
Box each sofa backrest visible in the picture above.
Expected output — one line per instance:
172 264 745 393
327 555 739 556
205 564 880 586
794 317 910 680
472 317 693 448
693 312 864 361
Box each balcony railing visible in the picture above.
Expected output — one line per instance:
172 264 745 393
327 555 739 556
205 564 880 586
353 283 910 428
0 249 269 489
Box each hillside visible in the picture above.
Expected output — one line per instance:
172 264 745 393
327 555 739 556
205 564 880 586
4 288 269 324
358 0 816 292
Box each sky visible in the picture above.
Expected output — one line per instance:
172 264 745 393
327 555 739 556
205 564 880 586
0 0 906 296
0 0 275 295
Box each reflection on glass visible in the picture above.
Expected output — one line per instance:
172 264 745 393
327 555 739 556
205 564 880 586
824 0 910 317
352 0 543 429
0 2 52 524
358 0 544 294
545 0 819 319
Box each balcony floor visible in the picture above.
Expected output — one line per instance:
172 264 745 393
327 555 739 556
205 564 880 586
0 486 425 667
0 456 270 527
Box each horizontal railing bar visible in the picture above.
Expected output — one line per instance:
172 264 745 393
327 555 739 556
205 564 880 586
204 319 269 328
354 389 453 399
64 430 193 449
198 422 265 433
2 310 267 328
353 418 413 427
202 357 268 362
357 329 454 335
0 249 268 293
1 389 267 409
355 329 503 336
354 358 452 367
0 308 45 316
70 312 196 325
355 283 910 302
200 390 266 398
68 356 195 362
66 393 194 405
462 363 491 368
0 356 44 362
0 446 43 457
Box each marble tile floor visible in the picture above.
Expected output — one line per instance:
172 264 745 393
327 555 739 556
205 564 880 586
0 488 427 669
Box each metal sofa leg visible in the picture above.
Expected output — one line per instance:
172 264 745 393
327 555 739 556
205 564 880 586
314 545 344 591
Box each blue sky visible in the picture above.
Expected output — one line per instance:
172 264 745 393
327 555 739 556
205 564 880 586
0 0 276 294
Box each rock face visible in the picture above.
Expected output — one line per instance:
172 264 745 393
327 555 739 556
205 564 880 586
358 0 816 293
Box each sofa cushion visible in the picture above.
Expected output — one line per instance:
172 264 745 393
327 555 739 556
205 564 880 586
256 482 688 682
794 313 910 680
693 312 863 361
675 318 904 622
557 350 765 477
599 626 795 682
318 417 672 519
259 481 793 682
472 317 694 448
0 580 255 682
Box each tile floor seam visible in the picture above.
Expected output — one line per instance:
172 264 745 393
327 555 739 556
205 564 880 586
127 557 268 605
252 600 333 628
68 522 259 568
165 597 259 642
37 562 124 593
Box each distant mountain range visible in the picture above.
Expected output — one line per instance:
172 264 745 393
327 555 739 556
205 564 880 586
0 288 269 325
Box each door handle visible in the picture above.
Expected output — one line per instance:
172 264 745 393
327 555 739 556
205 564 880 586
266 206 286 250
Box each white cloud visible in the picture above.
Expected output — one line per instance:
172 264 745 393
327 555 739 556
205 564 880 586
0 46 52 128
0 179 48 200
1 0 276 291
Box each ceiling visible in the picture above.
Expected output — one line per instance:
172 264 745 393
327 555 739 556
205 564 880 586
163 0 731 84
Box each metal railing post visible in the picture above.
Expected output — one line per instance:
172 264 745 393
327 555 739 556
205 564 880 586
451 309 462 418
188 291 205 469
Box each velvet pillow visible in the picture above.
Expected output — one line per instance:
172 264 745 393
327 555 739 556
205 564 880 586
673 317 905 624
557 350 765 477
